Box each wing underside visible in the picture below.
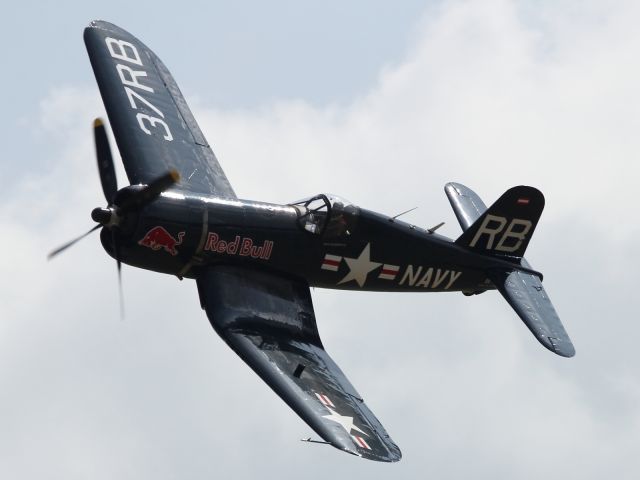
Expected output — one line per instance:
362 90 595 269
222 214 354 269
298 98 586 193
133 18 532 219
84 20 235 198
196 266 401 462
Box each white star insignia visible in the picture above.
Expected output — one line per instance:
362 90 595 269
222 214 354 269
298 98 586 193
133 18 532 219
322 407 368 436
337 243 381 287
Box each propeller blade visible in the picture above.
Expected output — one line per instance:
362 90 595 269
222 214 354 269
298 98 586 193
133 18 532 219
47 224 101 260
118 169 180 213
117 259 125 319
112 229 125 320
94 118 118 205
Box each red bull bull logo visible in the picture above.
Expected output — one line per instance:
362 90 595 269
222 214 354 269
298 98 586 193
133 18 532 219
138 226 185 256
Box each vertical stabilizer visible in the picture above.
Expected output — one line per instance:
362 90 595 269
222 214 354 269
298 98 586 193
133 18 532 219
454 185 544 261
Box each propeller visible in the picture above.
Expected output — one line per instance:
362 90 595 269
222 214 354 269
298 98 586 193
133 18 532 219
48 118 180 316
48 119 119 261
94 118 117 205
47 224 102 260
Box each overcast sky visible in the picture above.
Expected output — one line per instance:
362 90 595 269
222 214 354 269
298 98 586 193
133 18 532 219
2 1 640 478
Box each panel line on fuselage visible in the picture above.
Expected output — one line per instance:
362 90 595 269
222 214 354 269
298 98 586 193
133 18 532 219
178 207 209 278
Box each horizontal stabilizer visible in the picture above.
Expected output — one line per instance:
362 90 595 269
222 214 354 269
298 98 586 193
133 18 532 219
487 260 575 357
445 182 488 231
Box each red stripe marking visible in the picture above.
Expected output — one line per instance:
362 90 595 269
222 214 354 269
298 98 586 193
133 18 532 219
322 394 335 407
517 198 530 205
322 259 341 267
315 393 335 407
381 268 397 276
353 435 371 449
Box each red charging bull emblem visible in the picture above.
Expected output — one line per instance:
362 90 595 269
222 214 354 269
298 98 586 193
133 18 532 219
138 226 185 256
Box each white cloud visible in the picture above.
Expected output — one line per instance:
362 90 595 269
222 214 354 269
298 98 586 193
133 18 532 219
3 1 640 478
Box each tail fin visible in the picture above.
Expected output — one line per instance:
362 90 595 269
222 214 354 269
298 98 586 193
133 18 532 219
453 185 544 261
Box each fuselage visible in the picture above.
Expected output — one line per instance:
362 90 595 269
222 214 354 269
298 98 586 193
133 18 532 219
102 188 498 294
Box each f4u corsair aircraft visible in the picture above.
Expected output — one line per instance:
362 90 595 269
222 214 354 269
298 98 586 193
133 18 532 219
52 21 574 462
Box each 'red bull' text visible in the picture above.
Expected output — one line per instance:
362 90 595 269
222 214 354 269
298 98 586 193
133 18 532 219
204 232 273 260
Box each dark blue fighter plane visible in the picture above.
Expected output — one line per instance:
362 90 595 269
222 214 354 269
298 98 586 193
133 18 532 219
51 20 574 462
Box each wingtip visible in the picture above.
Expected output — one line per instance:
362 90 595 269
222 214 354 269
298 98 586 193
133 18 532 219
444 181 470 195
556 343 576 358
87 19 110 28
85 19 106 31
342 447 362 458
541 335 576 358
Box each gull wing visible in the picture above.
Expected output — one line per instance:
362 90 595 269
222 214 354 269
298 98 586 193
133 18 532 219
196 266 401 462
84 20 235 198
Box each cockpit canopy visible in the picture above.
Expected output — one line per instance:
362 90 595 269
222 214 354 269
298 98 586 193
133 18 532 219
291 194 359 238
